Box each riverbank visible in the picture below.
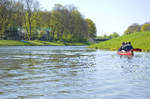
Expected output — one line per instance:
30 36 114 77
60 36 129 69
0 40 90 46
89 31 150 51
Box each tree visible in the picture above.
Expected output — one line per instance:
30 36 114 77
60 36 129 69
23 0 40 40
0 0 11 39
70 9 88 42
85 18 97 39
38 11 51 40
50 4 90 42
6 1 25 40
109 32 120 39
141 24 150 31
124 23 141 35
0 1 96 42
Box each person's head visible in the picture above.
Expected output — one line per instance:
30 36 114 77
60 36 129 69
128 42 131 44
122 42 125 45
125 42 128 45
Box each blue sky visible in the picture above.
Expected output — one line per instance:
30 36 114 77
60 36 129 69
37 0 150 36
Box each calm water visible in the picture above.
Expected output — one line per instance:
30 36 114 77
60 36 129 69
0 46 150 99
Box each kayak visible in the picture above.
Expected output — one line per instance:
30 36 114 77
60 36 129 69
117 50 133 56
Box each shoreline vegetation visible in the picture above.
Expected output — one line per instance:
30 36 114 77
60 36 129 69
0 40 90 46
1 1 150 50
0 1 96 43
1 31 150 52
89 31 150 52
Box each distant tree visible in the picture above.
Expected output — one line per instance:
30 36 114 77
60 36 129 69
50 4 90 42
85 18 97 39
109 32 120 39
124 23 141 35
7 1 25 40
96 35 108 39
23 0 40 40
0 0 11 39
103 34 107 39
97 32 119 40
38 11 51 40
0 0 22 40
50 8 62 40
144 21 150 24
70 9 88 42
0 1 96 42
141 24 150 31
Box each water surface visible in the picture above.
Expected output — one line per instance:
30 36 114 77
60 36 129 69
0 46 150 99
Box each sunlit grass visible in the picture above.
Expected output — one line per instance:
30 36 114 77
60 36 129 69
0 40 89 46
0 40 30 46
89 31 150 51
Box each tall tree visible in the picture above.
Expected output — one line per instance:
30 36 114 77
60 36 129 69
70 9 87 42
141 23 150 31
23 0 40 40
0 1 97 42
124 23 141 35
109 32 120 39
85 18 97 39
38 11 51 40
50 4 89 42
0 0 11 39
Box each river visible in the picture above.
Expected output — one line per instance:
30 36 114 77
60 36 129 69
0 46 150 99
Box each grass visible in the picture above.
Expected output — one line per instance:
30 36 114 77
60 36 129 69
64 42 90 46
0 40 30 46
0 40 89 46
89 31 150 51
27 40 64 46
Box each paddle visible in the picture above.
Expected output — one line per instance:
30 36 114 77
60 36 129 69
132 48 142 52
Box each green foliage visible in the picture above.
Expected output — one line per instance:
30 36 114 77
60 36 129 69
97 32 120 39
0 0 96 42
90 31 150 51
0 40 89 46
124 22 150 35
109 32 120 39
141 24 150 31
97 34 109 39
0 40 30 46
50 4 90 42
0 0 24 40
124 23 141 35
85 18 97 39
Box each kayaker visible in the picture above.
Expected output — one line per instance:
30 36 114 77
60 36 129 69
124 42 133 51
118 42 126 51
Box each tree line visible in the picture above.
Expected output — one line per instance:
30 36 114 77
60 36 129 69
98 21 150 39
124 22 150 35
0 0 97 42
97 21 150 40
97 32 120 39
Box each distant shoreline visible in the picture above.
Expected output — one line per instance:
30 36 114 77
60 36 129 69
0 40 90 46
89 31 150 52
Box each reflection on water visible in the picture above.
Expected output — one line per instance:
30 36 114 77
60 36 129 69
0 46 150 99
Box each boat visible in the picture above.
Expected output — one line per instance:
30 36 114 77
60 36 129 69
117 50 133 56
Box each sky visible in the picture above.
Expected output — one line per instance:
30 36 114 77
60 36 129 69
37 0 150 36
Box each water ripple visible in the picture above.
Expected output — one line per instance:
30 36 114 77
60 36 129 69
0 46 150 99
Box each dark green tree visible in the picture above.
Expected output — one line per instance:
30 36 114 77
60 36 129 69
85 18 97 39
124 23 141 35
141 24 150 31
109 32 120 39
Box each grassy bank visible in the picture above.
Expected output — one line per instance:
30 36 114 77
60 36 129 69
89 31 150 51
0 40 90 46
